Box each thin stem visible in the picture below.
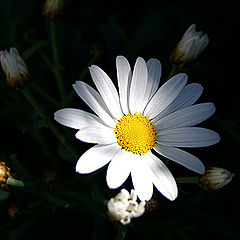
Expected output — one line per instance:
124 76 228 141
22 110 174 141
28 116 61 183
7 177 25 187
21 87 79 161
167 64 180 79
31 82 59 107
115 227 127 240
176 176 200 184
50 19 66 101
65 56 99 106
7 177 36 189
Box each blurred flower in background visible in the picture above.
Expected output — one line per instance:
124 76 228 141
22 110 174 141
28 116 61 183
43 0 64 19
171 24 209 66
0 48 29 89
200 166 234 191
107 189 145 225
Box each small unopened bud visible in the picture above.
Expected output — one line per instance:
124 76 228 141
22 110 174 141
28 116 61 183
8 203 19 219
107 189 145 225
0 48 29 89
200 166 234 192
43 0 64 19
145 197 159 213
0 162 10 188
171 24 209 66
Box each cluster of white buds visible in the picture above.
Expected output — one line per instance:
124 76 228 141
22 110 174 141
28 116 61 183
107 189 146 225
0 48 29 88
43 0 64 19
200 166 234 192
171 24 209 66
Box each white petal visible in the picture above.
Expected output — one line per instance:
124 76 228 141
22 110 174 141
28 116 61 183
116 56 132 115
54 108 106 129
106 150 132 189
157 127 220 148
89 65 123 120
141 58 162 110
182 24 196 40
73 81 116 127
155 103 215 131
146 153 178 201
154 145 205 174
75 124 116 144
76 143 120 174
129 57 148 114
153 83 203 121
144 73 187 119
131 155 153 201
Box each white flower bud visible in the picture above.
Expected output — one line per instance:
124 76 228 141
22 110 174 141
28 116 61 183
0 48 29 88
200 166 234 191
171 24 209 65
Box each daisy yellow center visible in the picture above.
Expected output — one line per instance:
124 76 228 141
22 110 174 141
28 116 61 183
114 113 158 155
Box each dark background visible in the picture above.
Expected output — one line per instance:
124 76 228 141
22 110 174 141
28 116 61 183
0 0 239 239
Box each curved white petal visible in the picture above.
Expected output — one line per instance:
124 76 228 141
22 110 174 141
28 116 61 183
146 153 178 201
154 144 205 174
129 57 148 114
76 143 120 174
75 124 116 144
131 155 153 201
116 56 132 115
141 58 162 110
89 65 123 120
54 108 106 129
73 81 116 127
155 102 215 131
157 127 220 148
144 73 187 119
106 150 133 189
153 83 203 122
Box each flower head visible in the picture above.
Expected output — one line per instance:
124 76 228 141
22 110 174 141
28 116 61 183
0 162 10 188
200 166 234 191
107 189 145 225
171 24 209 66
54 56 220 201
0 48 29 88
43 0 64 19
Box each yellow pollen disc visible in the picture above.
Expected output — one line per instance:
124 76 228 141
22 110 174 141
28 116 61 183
114 113 158 155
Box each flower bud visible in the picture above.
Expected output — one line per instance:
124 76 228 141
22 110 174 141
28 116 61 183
0 48 29 89
43 0 64 19
171 24 209 66
0 162 10 188
200 166 234 191
107 189 145 225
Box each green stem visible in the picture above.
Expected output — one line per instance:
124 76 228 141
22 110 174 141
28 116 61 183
65 56 99 105
6 177 36 189
21 87 79 161
167 64 180 79
7 177 25 187
176 176 200 184
31 82 59 107
115 227 127 240
50 19 66 101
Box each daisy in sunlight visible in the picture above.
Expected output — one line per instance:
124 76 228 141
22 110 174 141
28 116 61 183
54 56 220 201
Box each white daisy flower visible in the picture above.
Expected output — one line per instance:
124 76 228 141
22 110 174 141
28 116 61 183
54 56 220 201
171 24 209 65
